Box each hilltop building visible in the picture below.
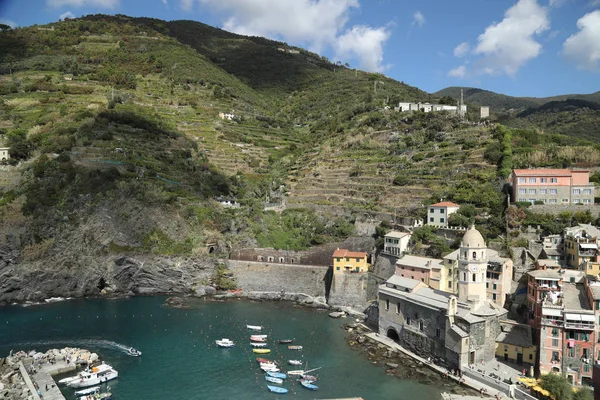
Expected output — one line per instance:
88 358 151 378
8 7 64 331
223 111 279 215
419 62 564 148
395 102 467 117
427 201 460 228
510 169 594 205
0 147 9 161
383 231 411 257
379 226 507 369
564 224 600 269
480 106 490 119
332 248 369 274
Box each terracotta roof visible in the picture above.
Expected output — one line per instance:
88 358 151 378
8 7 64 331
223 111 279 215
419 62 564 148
430 201 460 207
512 169 589 176
332 249 367 258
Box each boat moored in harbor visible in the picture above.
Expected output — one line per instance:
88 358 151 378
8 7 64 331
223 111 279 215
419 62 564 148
66 364 119 388
267 385 288 394
246 325 262 331
215 338 235 348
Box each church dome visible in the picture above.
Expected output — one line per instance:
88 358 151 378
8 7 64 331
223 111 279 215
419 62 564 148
461 225 486 248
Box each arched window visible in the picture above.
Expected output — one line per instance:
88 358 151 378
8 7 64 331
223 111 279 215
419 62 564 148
463 272 466 281
268 256 274 262
290 258 295 264
472 251 477 259
257 256 263 262
472 273 476 282
279 257 285 263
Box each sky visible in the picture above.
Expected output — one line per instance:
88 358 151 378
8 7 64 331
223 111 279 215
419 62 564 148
0 0 599 98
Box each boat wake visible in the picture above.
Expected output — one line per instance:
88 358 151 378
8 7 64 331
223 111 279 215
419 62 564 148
7 339 139 356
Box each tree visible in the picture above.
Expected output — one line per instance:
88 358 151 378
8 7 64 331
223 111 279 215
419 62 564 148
572 387 593 400
438 96 456 105
539 373 572 400
7 129 32 160
506 206 526 229
0 24 12 32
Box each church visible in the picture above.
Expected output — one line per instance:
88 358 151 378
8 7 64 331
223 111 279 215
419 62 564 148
378 226 507 369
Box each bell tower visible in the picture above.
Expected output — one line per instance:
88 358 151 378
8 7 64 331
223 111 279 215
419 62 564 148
457 225 488 308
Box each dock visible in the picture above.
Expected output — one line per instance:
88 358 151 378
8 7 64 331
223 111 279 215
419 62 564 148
20 359 76 400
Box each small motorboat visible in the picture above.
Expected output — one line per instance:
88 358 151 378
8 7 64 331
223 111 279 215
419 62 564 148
267 385 288 394
250 342 268 348
266 371 287 379
74 387 102 396
250 335 267 342
288 360 302 366
127 347 142 357
288 345 303 350
300 379 319 390
301 374 317 381
78 391 112 400
260 365 280 372
253 348 271 354
256 358 276 365
278 339 293 344
215 338 235 348
247 325 262 331
265 376 283 384
287 370 304 376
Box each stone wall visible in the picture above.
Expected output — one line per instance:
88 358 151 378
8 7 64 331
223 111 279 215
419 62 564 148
328 272 369 308
373 253 398 281
529 204 600 216
224 260 328 297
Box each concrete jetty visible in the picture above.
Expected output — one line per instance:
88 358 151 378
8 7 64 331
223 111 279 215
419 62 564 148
32 360 76 400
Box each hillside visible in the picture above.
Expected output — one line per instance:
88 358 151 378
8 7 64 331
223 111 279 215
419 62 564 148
0 15 599 302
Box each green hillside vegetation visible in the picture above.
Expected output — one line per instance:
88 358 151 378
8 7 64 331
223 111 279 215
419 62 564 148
0 14 599 261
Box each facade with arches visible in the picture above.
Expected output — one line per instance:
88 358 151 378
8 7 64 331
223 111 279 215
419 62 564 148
0 148 9 161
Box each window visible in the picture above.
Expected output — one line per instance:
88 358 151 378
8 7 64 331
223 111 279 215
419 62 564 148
486 282 489 288
356 258 360 262
493 283 497 290
396 302 400 314
573 189 581 195
540 178 547 183
550 178 557 183
529 189 536 194
550 189 557 194
518 178 526 183
440 218 445 223
492 293 497 301
472 274 476 282
529 354 533 360
472 251 477 259
448 281 452 288
419 321 424 331
573 199 581 204
584 364 590 373
583 189 592 195
529 199 536 204
429 217 434 222
539 189 547 194
562 199 569 203
569 347 575 357
583 199 591 204
552 351 559 362
552 339 559 347
519 189 527 194
406 316 411 325
440 209 445 213
583 348 589 358
552 328 558 337
336 266 340 271
346 258 350 262
549 199 557 204
385 299 389 310
436 328 441 337
529 178 536 183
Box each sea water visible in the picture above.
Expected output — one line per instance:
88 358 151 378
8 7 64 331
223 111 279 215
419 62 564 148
0 296 442 399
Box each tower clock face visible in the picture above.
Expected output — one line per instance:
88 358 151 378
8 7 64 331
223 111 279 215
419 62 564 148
470 265 478 272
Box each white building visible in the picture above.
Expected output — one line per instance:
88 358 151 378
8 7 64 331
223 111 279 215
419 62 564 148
0 148 9 161
383 231 412 256
427 201 460 227
394 102 467 116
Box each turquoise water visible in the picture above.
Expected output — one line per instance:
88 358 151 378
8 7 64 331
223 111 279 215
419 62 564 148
0 297 441 399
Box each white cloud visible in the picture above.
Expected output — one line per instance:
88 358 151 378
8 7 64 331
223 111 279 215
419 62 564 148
189 0 392 72
563 10 600 72
59 11 75 20
46 0 119 8
0 18 17 28
448 65 466 78
412 11 425 27
162 0 168 4
335 25 391 72
453 42 470 58
472 0 549 76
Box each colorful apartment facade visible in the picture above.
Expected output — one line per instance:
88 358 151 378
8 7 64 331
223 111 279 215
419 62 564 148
495 320 537 368
427 201 460 227
564 224 600 269
332 248 369 274
510 169 594 205
395 254 443 286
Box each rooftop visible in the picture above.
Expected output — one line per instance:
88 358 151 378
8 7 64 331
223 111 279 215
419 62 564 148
333 249 367 258
536 259 561 269
588 282 600 300
396 254 443 270
564 224 600 239
562 283 591 311
512 169 588 177
430 201 460 208
496 321 533 348
386 275 423 292
385 231 411 239
528 269 563 280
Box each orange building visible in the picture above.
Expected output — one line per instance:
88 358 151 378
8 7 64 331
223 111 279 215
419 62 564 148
510 169 594 205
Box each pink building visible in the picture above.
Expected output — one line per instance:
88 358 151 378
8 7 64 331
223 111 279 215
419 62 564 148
510 169 594 205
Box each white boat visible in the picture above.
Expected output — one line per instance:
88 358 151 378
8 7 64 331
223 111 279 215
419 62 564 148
127 347 142 357
260 365 280 372
75 386 101 396
67 365 118 388
250 342 268 347
288 360 303 366
250 334 267 338
265 376 283 384
215 338 235 348
59 364 113 384
287 369 305 376
247 325 262 331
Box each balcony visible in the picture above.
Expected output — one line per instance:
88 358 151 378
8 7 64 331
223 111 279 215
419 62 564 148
564 322 595 330
542 318 564 327
578 251 597 257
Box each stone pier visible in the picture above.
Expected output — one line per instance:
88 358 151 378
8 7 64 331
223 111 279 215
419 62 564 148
33 360 76 400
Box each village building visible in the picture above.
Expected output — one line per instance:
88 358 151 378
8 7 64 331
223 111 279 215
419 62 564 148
395 102 467 117
0 147 9 161
427 201 460 228
527 265 596 386
480 106 490 119
379 226 507 369
564 224 600 269
382 231 411 257
395 254 443 286
510 169 594 205
332 248 369 274
495 320 537 368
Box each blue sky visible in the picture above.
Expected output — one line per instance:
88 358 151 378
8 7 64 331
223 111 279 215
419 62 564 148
1 0 599 97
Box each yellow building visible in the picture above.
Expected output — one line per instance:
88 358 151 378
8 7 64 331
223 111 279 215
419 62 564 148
332 248 369 273
496 321 537 367
564 224 600 269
